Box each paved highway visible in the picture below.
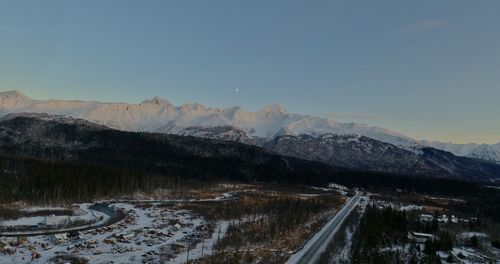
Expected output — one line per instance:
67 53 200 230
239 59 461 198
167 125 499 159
286 191 363 264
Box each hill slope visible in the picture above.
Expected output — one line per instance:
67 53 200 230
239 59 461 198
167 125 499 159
0 113 338 184
0 114 499 182
262 134 500 181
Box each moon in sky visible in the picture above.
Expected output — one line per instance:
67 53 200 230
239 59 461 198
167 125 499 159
235 87 239 93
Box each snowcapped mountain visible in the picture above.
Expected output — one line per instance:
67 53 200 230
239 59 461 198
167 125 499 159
178 126 250 143
2 113 500 181
263 134 500 181
1 96 500 180
1 90 498 164
263 134 432 175
0 90 417 148
420 140 500 163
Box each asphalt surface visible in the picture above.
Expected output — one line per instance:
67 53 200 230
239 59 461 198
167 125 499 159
286 191 363 264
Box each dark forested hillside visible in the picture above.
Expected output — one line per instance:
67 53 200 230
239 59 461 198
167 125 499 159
263 134 500 181
0 114 492 202
0 114 338 185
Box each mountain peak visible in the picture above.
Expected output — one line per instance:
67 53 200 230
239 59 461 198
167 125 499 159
0 90 30 99
259 103 288 114
179 102 206 112
0 90 33 108
140 96 173 107
0 91 428 155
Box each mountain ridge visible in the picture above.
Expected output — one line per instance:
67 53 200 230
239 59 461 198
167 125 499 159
0 90 416 145
1 113 499 182
1 90 499 163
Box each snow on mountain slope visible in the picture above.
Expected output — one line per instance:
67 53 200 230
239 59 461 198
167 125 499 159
0 90 418 148
420 140 500 163
178 126 249 143
264 134 432 175
0 90 33 110
264 133 500 180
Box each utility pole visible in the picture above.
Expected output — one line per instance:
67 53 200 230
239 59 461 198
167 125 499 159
201 239 204 258
212 225 221 257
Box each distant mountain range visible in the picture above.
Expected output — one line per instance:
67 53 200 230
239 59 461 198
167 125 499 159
0 114 490 200
1 113 499 182
419 140 500 164
0 113 337 185
0 90 499 181
0 90 418 146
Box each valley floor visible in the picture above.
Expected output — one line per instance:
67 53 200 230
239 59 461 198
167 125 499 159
2 183 498 264
0 184 346 264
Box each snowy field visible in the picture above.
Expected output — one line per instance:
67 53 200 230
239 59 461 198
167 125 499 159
0 202 229 264
0 204 109 234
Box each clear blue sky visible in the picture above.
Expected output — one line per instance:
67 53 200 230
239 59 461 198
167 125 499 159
1 1 499 143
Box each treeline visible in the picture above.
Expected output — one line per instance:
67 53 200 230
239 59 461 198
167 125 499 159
185 192 341 223
421 232 454 263
350 206 454 264
0 116 338 185
0 116 494 203
351 206 408 264
220 196 338 245
198 194 341 263
328 171 485 198
0 153 493 204
0 155 199 203
449 190 500 222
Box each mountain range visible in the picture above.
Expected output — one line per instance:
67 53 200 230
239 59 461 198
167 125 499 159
0 90 499 181
0 90 418 146
0 113 486 198
420 140 500 164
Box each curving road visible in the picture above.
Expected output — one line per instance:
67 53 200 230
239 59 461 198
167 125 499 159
286 191 362 264
0 202 124 237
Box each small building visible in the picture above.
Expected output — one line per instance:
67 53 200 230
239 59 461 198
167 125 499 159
0 241 8 252
420 214 434 222
67 230 81 240
16 236 27 245
45 215 70 227
122 233 135 240
437 215 449 223
412 232 434 243
51 233 68 244
328 183 348 191
2 245 16 254
103 239 115 245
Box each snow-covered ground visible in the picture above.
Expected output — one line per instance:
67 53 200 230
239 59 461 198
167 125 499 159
20 207 67 213
1 204 104 228
371 200 425 212
451 247 493 264
1 216 46 227
0 204 109 236
0 202 229 264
